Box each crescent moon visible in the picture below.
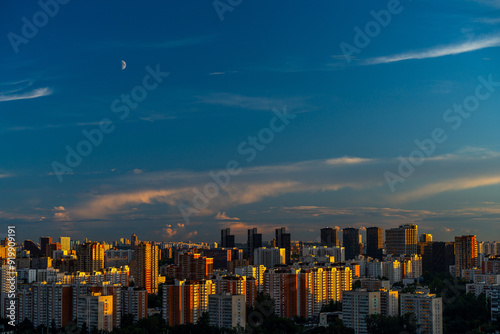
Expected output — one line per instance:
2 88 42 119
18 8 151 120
121 60 126 70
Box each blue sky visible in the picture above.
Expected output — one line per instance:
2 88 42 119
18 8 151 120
2 0 500 244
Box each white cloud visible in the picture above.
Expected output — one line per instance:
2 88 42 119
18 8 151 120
0 87 52 102
325 157 373 165
52 206 70 221
365 36 500 65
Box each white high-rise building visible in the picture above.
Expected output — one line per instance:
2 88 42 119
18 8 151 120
208 292 246 329
77 292 114 333
0 265 17 319
235 265 266 292
302 246 345 262
254 247 286 268
382 260 401 284
491 285 500 323
380 289 399 317
400 292 442 334
342 290 381 334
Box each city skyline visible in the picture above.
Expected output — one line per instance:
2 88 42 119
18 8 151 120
4 2 500 333
20 227 498 247
2 1 500 244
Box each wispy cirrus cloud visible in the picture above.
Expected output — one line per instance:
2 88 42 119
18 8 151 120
365 36 500 65
0 87 52 102
393 174 500 203
70 157 380 220
198 93 315 113
215 212 240 221
474 17 500 25
472 0 500 8
63 147 500 226
325 157 374 165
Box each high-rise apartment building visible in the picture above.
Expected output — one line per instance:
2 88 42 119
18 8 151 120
419 234 433 242
221 228 235 248
208 292 246 329
321 228 338 247
40 237 52 257
247 228 262 264
380 289 399 317
343 228 361 261
483 256 500 274
454 235 478 277
59 237 71 252
76 293 114 332
77 242 105 272
46 242 61 258
342 290 381 334
275 227 291 264
302 246 345 262
213 275 247 303
0 265 15 318
417 241 455 274
162 279 215 326
132 242 159 294
253 247 286 268
264 266 352 319
491 285 500 323
20 282 73 328
121 287 148 322
385 224 418 256
130 234 139 248
400 292 443 334
264 268 300 318
366 227 383 259
167 250 213 280
201 249 232 269
24 240 43 257
72 282 122 329
235 265 266 293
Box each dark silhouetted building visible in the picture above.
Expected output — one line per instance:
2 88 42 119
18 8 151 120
202 248 232 269
275 227 291 264
433 242 455 273
419 234 433 242
247 228 262 264
418 241 455 273
131 234 139 248
343 228 361 261
24 240 42 257
321 228 338 247
77 242 105 272
221 228 235 248
366 227 383 259
46 242 61 258
40 237 52 257
385 224 418 256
